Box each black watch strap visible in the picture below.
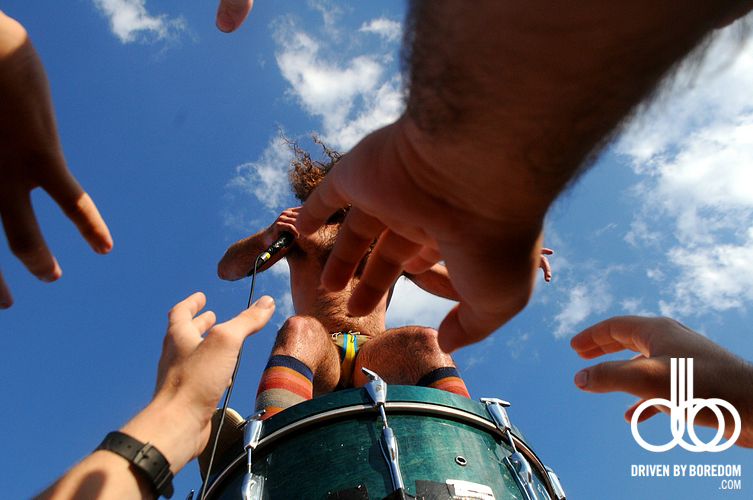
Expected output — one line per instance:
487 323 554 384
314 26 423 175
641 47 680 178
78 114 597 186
96 431 175 498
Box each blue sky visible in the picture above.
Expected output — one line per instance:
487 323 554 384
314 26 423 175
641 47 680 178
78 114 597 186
1 1 752 498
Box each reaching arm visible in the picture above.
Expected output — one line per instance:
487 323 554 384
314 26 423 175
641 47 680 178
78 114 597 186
571 316 753 449
0 11 112 309
218 207 300 280
34 293 275 500
295 0 753 352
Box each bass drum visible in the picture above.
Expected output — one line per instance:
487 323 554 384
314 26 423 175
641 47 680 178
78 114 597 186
201 386 564 500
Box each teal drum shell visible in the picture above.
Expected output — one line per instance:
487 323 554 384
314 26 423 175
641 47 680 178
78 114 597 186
203 386 556 500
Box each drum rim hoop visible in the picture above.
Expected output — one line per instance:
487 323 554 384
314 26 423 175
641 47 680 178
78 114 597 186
204 400 553 499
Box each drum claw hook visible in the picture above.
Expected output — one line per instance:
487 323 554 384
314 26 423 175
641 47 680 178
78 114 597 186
361 367 387 408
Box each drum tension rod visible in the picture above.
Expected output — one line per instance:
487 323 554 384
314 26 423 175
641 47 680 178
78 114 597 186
362 368 405 493
241 410 266 500
481 398 539 500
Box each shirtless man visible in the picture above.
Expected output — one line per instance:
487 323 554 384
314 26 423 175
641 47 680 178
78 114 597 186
218 204 471 419
217 145 551 419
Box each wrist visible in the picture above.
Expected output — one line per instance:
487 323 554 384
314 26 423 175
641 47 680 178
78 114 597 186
95 432 174 499
120 393 207 476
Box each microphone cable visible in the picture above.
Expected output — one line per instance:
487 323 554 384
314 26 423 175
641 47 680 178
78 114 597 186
199 232 293 500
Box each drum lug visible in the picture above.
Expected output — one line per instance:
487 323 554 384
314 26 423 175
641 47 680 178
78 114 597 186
544 466 567 500
482 398 540 500
480 398 512 435
362 368 406 493
241 410 266 500
505 452 540 500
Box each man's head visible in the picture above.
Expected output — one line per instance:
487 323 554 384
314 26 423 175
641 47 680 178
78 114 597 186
287 136 349 224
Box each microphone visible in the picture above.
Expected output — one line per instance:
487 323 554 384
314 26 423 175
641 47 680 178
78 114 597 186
255 231 295 268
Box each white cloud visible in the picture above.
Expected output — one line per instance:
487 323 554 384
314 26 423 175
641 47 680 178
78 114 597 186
228 137 295 214
359 18 402 43
227 8 405 222
552 274 614 338
272 12 404 150
307 0 345 31
646 268 665 282
385 278 456 330
616 22 753 319
661 229 753 316
624 217 662 248
620 297 656 317
93 0 185 43
506 332 531 359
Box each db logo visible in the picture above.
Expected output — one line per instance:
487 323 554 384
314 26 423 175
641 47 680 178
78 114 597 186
631 358 741 452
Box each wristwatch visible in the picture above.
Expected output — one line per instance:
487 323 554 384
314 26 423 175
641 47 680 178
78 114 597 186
96 431 174 498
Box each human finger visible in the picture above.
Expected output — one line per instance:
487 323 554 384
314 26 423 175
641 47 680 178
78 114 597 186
539 255 552 281
437 303 502 353
216 0 254 33
0 191 61 282
204 295 275 349
573 357 669 399
570 316 653 358
404 246 442 274
320 207 386 292
54 190 113 255
168 292 208 326
0 268 12 309
36 155 113 255
193 310 217 335
346 229 423 316
541 247 553 255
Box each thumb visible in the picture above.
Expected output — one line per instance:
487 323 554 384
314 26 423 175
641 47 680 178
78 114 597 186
438 303 497 353
206 295 275 351
233 295 276 339
574 357 670 399
216 0 253 33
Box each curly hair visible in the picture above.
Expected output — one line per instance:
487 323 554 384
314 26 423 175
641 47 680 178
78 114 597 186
287 135 349 224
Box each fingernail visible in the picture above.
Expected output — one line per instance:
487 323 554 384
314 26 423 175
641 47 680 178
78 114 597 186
40 270 61 283
574 369 588 388
96 241 113 254
253 296 274 309
216 12 235 33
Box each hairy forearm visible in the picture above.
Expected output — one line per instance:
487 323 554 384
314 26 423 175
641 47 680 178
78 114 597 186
404 0 752 215
218 229 281 280
34 397 199 500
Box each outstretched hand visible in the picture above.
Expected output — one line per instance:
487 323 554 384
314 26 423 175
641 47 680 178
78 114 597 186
296 117 548 353
126 292 276 472
0 13 112 309
571 316 753 448
35 293 275 499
